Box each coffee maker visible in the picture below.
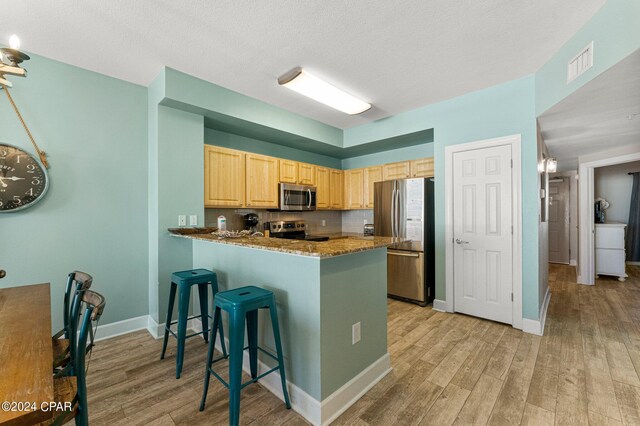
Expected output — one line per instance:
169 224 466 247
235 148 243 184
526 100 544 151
244 213 260 232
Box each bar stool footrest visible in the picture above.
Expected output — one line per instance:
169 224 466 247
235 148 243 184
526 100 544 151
206 345 282 390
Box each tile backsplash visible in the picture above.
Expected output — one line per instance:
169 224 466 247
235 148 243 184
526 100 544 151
342 210 374 233
205 208 343 234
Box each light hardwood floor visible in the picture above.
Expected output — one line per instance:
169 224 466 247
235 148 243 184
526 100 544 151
87 264 640 425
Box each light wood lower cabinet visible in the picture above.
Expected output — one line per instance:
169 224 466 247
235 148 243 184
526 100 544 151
245 153 279 208
204 145 245 207
330 169 344 209
383 161 411 180
410 158 434 177
298 163 316 186
344 169 365 209
316 167 330 209
279 159 298 183
364 166 383 208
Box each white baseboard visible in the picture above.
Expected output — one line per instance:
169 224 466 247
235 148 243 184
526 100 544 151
432 299 448 312
211 330 391 426
627 261 640 266
146 315 164 339
320 353 391 425
93 315 148 342
570 259 577 266
522 287 551 336
146 315 203 340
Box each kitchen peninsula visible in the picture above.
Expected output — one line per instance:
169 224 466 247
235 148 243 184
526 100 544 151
172 231 395 424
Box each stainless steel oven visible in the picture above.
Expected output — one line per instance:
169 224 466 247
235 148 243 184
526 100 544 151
279 183 316 211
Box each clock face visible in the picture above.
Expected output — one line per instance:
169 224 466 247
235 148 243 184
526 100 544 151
0 143 49 212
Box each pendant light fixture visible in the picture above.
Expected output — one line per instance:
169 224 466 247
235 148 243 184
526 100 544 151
278 68 371 115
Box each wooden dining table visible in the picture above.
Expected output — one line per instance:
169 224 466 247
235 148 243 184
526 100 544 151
0 283 54 426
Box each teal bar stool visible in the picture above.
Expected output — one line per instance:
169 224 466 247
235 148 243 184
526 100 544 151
160 268 227 379
199 286 291 425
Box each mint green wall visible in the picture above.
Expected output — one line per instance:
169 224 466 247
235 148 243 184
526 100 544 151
0 53 149 328
204 128 342 169
320 248 387 399
148 102 205 323
535 0 640 114
341 143 434 169
344 75 539 319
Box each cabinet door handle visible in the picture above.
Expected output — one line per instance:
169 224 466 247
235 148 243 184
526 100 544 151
0 270 6 279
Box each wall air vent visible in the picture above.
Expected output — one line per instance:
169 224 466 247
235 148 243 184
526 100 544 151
567 41 594 84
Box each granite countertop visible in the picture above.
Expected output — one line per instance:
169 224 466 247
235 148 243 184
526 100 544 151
170 232 399 258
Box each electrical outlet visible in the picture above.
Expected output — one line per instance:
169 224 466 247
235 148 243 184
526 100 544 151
178 215 186 226
189 215 197 226
322 220 326 227
363 219 368 225
352 322 361 345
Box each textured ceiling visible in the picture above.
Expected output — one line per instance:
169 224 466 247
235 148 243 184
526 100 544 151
4 0 606 129
538 49 640 172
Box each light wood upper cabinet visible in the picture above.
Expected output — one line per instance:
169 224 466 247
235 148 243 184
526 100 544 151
344 169 365 210
245 153 279 208
298 163 316 186
364 166 383 208
204 145 245 208
279 159 298 183
330 169 344 209
410 157 434 177
315 167 330 209
383 161 411 180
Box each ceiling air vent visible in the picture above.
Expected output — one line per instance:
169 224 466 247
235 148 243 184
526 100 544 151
567 41 594 84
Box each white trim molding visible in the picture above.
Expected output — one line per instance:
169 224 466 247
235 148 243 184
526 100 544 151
522 287 551 336
444 134 523 330
432 299 447 312
578 146 640 285
93 315 148 342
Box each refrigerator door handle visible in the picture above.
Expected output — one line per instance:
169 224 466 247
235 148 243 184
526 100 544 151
391 182 397 238
388 250 420 257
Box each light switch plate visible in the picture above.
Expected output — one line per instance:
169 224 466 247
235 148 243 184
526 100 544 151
178 215 186 226
189 215 197 226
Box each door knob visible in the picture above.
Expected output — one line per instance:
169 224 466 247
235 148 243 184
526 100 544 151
0 270 5 279
455 239 469 245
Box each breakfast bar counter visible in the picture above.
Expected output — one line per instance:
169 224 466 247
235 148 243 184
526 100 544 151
176 230 392 425
172 232 397 258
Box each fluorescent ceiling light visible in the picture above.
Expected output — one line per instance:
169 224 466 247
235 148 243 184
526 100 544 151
278 68 371 115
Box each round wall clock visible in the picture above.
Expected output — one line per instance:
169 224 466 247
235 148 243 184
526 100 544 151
0 142 49 212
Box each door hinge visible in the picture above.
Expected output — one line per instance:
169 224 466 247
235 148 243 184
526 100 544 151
427 288 431 297
510 159 513 168
511 225 513 234
511 293 514 301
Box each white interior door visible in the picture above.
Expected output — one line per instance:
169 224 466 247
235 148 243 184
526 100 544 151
453 145 513 324
548 179 570 264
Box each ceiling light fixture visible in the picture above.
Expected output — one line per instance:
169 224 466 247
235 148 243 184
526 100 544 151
278 68 371 115
546 158 558 173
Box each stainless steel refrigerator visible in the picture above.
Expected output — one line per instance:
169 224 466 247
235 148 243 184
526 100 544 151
374 178 435 306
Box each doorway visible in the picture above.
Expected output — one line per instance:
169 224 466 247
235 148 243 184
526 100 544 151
445 135 522 328
548 177 570 264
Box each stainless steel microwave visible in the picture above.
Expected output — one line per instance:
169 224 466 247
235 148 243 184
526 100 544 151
279 183 317 211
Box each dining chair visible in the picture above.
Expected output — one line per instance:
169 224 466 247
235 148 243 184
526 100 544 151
48 289 106 426
52 271 93 373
